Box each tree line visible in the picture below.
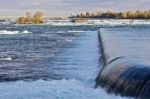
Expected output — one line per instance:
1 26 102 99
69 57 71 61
17 12 44 24
70 10 150 19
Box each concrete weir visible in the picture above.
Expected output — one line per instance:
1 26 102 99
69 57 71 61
96 28 150 99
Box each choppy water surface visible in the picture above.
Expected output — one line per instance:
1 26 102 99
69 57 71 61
0 24 148 99
0 25 100 81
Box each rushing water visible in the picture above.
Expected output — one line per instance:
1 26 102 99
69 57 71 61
97 26 150 99
0 25 130 99
0 25 100 81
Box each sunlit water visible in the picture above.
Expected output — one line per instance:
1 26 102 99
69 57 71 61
0 25 143 99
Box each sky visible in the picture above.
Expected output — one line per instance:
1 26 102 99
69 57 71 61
0 0 150 17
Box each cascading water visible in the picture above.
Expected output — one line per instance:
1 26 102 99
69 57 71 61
96 27 150 99
0 25 129 99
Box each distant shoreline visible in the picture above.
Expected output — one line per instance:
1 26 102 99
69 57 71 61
71 18 150 23
70 10 150 20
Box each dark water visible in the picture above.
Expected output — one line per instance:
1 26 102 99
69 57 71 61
97 26 150 99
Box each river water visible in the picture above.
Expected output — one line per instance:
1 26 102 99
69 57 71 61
97 26 150 99
0 24 147 99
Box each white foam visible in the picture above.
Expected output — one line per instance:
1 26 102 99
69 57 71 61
87 19 150 26
43 19 150 26
0 30 32 35
21 30 32 34
65 38 73 42
0 30 19 34
0 57 12 61
0 79 130 99
13 19 150 26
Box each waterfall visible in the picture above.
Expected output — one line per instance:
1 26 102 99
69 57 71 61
96 28 150 99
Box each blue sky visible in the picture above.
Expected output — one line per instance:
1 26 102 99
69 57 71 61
0 0 150 17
